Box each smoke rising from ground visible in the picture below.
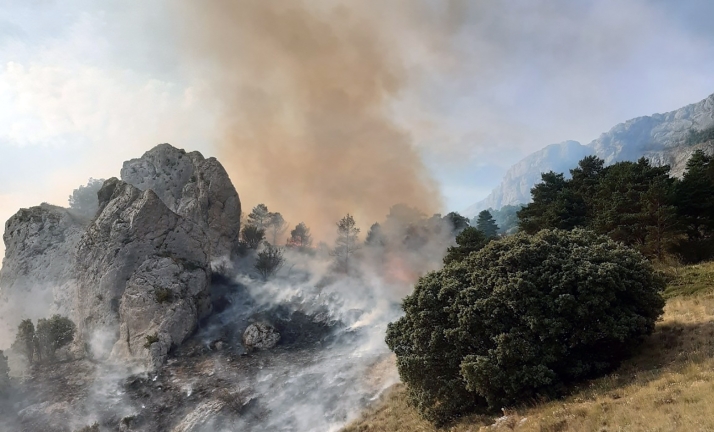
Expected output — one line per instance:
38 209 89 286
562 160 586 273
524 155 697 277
172 0 446 239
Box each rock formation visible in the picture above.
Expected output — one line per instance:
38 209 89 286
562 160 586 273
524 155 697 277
465 92 714 215
242 323 280 351
0 204 88 339
74 178 212 369
120 144 241 260
0 144 242 369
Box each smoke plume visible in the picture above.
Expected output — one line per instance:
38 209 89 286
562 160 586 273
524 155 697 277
172 0 445 239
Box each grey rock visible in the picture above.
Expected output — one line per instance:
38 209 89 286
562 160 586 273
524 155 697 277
0 204 88 336
120 144 242 260
242 323 280 351
74 178 211 369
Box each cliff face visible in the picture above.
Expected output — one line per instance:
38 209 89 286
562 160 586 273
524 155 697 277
0 144 241 369
465 93 714 215
0 204 88 339
74 178 211 369
120 144 242 260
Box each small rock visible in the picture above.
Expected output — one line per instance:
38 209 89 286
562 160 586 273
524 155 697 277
242 323 281 351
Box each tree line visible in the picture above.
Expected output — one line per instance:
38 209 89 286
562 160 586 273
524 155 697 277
517 151 714 262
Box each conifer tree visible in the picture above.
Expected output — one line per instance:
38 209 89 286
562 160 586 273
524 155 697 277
475 210 499 239
331 214 361 273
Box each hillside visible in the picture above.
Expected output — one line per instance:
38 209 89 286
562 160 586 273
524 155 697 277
344 262 714 432
465 93 714 216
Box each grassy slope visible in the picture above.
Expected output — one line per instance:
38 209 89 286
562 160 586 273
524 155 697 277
344 262 714 432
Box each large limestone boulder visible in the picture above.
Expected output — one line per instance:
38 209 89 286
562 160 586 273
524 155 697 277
120 144 241 260
74 178 212 369
0 204 87 341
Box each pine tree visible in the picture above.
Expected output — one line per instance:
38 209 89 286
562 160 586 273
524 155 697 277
266 212 288 245
443 226 489 265
445 212 470 234
287 222 312 249
331 214 361 273
365 222 387 247
641 176 681 260
475 210 499 238
247 204 271 230
518 171 586 233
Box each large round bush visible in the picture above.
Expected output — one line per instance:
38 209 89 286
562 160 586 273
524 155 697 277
386 229 665 424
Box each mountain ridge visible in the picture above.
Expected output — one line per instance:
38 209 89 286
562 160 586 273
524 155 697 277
464 92 714 217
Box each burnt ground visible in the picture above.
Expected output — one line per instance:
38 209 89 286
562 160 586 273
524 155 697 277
0 276 389 432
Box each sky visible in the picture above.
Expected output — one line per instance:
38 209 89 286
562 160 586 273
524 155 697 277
2 0 714 255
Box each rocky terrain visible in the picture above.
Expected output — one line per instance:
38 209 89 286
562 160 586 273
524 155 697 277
465 92 714 215
0 143 397 431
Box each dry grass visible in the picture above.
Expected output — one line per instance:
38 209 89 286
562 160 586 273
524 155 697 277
344 262 714 432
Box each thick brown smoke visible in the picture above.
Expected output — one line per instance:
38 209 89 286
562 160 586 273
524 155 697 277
173 1 444 240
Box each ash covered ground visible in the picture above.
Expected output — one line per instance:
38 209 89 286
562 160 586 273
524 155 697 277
0 267 401 432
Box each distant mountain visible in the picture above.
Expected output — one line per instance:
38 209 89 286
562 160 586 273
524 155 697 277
464 93 714 217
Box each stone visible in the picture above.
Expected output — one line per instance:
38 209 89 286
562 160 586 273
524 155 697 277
120 144 242 260
242 323 280 351
0 204 88 340
74 178 211 369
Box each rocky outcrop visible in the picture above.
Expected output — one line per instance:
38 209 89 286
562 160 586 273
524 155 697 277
120 144 241 260
0 204 88 338
74 178 212 369
465 93 714 213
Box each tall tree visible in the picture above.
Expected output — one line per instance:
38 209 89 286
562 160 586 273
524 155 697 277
12 319 35 365
569 155 605 224
641 176 681 260
247 204 271 230
475 210 499 238
444 212 470 234
443 226 489 265
266 212 288 245
676 150 714 241
592 158 671 249
331 214 361 273
287 222 312 249
518 171 586 233
365 222 387 247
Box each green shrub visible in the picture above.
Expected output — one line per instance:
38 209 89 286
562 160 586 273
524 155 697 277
12 319 35 364
386 229 665 425
154 287 173 304
144 333 159 349
34 315 76 363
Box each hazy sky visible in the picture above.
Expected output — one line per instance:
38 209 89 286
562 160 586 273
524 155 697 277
2 0 714 253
